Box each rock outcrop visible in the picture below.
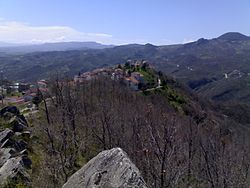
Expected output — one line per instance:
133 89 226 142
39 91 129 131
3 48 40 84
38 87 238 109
0 156 30 184
0 128 14 145
0 106 20 117
0 106 31 186
63 148 147 188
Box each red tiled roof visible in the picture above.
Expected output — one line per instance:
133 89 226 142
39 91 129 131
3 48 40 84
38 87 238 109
129 77 139 84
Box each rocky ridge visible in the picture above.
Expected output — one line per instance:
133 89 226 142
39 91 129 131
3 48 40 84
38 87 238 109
63 148 147 188
0 106 32 186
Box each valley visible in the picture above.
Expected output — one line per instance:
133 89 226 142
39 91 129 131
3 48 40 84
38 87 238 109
1 1 250 187
1 32 250 125
1 32 250 187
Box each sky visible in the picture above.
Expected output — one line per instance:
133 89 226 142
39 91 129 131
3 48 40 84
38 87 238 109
0 0 249 45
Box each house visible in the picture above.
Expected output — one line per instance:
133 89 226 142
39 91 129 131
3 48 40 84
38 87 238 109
111 73 116 80
130 77 140 90
74 75 81 82
74 71 100 82
124 76 140 91
24 92 36 102
0 87 7 95
5 97 25 104
37 80 48 89
37 80 49 93
18 83 30 92
158 78 161 87
228 70 244 78
29 85 38 93
8 83 19 93
5 82 30 93
131 72 144 83
111 68 124 80
135 60 141 67
24 95 33 102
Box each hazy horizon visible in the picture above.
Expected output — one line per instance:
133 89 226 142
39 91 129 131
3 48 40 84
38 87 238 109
0 0 249 45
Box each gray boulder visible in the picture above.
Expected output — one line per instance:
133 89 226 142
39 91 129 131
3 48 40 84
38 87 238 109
0 106 20 117
1 138 15 149
0 156 30 185
14 140 28 152
0 148 16 167
9 116 28 133
0 106 32 186
0 129 14 145
63 147 147 188
15 131 31 140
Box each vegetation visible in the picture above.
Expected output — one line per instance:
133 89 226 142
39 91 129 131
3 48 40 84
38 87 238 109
27 73 250 187
1 32 250 187
124 63 187 112
32 89 43 108
3 178 28 188
1 33 250 126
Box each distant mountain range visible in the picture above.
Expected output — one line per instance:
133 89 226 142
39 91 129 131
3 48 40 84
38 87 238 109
0 41 115 53
155 32 250 123
0 42 25 47
0 32 250 124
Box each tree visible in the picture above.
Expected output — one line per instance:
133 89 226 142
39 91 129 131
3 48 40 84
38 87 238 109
32 89 42 108
117 64 122 69
35 75 250 187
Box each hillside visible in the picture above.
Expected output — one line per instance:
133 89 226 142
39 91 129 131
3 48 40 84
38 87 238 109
19 64 249 187
156 32 250 124
1 63 250 187
0 32 250 125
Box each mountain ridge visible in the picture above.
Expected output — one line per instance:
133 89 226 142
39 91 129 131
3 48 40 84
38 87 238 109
0 32 250 124
217 32 250 41
0 41 115 54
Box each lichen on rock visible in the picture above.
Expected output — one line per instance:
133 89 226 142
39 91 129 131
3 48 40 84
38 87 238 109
63 148 147 188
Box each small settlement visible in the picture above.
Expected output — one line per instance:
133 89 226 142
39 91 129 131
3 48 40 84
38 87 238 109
0 60 160 107
74 60 157 91
0 79 48 107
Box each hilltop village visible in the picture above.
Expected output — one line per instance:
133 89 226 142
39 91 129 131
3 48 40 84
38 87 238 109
0 60 162 111
0 80 48 107
1 58 248 110
74 60 161 91
0 60 183 117
0 61 147 111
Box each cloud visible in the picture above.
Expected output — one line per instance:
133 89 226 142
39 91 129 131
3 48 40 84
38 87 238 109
0 20 113 44
87 33 112 38
0 19 176 45
182 38 195 44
